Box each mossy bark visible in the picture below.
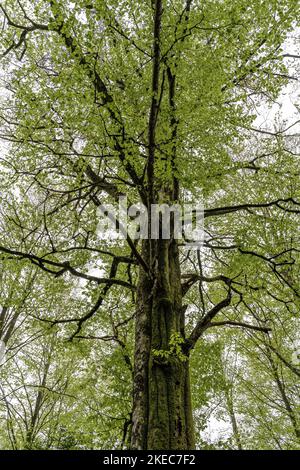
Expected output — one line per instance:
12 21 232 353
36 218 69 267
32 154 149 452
131 238 195 450
130 2 195 448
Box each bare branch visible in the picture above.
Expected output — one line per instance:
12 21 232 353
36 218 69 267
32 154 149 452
207 320 271 333
204 197 300 218
0 245 135 290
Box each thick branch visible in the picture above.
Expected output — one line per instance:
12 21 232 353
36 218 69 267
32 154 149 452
267 343 300 378
207 321 271 333
185 289 232 351
204 197 300 218
181 273 232 297
0 245 135 290
147 0 163 204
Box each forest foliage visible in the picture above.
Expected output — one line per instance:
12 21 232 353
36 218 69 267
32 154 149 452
0 0 299 449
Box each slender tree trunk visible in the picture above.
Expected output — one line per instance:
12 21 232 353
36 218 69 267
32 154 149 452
268 353 300 440
131 238 195 449
25 354 51 449
224 388 243 450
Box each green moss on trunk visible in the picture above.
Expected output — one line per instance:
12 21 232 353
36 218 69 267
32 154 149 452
131 239 195 450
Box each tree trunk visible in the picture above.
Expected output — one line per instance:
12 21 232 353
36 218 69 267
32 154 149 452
267 352 300 440
131 238 195 449
225 388 243 450
130 0 195 449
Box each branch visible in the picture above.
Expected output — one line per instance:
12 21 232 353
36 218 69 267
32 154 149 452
2 0 147 204
147 0 163 204
92 196 150 274
48 0 147 205
282 53 300 59
0 245 135 290
185 289 232 351
207 321 271 333
181 273 232 296
0 4 48 58
67 257 130 340
204 197 300 218
267 343 300 378
34 258 125 339
238 248 299 297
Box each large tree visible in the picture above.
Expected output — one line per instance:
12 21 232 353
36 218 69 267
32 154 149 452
0 0 299 449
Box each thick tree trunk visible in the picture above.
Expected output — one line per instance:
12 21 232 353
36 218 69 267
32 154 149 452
131 238 195 450
130 0 195 448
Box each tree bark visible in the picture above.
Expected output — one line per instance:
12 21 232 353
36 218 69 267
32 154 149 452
267 352 300 440
225 387 243 450
131 238 195 449
130 0 195 450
